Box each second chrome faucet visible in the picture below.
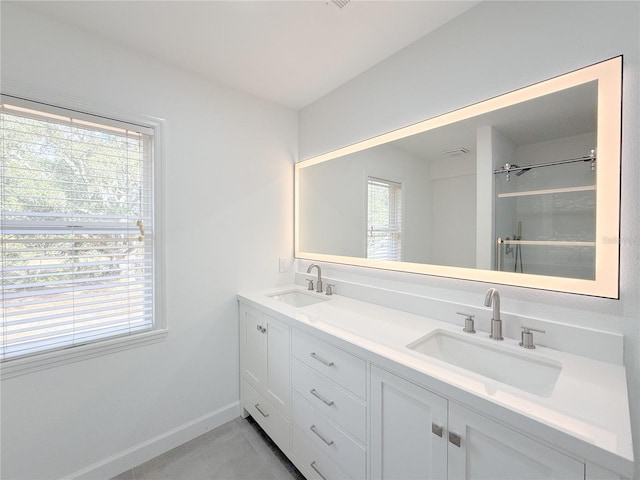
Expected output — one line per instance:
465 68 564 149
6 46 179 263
484 288 503 341
306 263 323 293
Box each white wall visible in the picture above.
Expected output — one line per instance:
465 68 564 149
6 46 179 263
299 1 640 478
428 168 476 268
477 125 513 270
0 4 297 479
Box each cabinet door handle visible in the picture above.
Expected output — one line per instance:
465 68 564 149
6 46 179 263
254 403 269 418
310 424 334 446
310 352 334 367
432 423 443 437
449 431 461 447
310 388 335 406
310 461 328 480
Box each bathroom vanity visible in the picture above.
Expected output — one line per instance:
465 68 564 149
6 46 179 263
238 285 634 480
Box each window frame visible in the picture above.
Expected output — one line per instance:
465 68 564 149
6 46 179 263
0 87 166 379
366 176 403 262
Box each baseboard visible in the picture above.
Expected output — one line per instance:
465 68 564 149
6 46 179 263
67 401 241 479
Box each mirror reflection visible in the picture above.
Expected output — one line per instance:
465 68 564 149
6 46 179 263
295 57 620 297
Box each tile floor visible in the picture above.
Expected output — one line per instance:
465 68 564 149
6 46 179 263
112 416 305 480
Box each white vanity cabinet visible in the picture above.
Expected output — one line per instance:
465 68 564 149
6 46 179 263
239 303 291 453
370 365 448 479
290 328 367 480
238 289 633 480
447 402 584 480
371 365 584 480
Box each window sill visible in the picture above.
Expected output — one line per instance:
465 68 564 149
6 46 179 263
0 329 168 380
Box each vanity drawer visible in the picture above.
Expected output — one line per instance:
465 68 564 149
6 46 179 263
242 379 289 455
292 358 366 443
292 392 366 479
292 328 366 399
291 424 352 480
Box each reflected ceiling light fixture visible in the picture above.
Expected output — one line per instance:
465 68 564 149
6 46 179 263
441 147 470 157
327 0 350 9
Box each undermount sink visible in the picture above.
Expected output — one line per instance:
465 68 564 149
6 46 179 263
407 330 562 397
268 290 328 308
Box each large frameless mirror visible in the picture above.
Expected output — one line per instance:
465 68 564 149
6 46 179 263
295 57 622 298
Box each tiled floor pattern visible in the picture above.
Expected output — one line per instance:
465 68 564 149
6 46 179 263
112 416 305 479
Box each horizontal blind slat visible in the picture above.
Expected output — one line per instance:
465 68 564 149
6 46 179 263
2 136 146 161
4 261 150 277
3 288 152 311
2 273 153 295
7 307 153 332
4 296 153 324
2 160 146 180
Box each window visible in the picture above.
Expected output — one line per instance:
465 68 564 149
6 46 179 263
367 177 402 261
1 95 160 363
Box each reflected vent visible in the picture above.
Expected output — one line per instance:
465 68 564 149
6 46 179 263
441 147 470 157
328 0 350 9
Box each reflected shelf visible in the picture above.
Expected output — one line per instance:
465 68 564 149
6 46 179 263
497 185 595 198
500 239 595 247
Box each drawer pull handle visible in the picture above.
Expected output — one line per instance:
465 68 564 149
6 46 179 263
432 423 443 437
449 431 461 447
254 403 269 418
310 352 334 367
310 424 334 446
310 461 328 480
310 388 335 406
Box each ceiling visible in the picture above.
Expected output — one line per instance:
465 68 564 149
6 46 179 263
17 0 479 109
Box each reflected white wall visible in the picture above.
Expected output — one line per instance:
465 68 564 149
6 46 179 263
298 142 431 261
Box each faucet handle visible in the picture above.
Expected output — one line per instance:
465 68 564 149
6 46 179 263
456 312 476 334
325 284 335 296
306 279 314 291
520 326 545 349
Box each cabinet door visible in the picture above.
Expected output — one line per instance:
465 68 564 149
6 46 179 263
241 305 266 389
447 403 584 480
264 313 290 413
370 366 448 480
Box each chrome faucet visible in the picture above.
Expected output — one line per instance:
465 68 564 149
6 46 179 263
306 263 323 293
484 288 503 341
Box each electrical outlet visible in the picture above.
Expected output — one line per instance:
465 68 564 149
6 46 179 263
279 257 289 273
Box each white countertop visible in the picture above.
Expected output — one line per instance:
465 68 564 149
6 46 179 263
238 285 635 477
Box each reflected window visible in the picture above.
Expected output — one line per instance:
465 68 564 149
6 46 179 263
367 177 402 261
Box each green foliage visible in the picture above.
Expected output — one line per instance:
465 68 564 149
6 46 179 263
1 111 148 288
2 113 144 220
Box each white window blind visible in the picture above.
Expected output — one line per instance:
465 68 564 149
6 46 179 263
367 177 402 261
1 96 155 362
